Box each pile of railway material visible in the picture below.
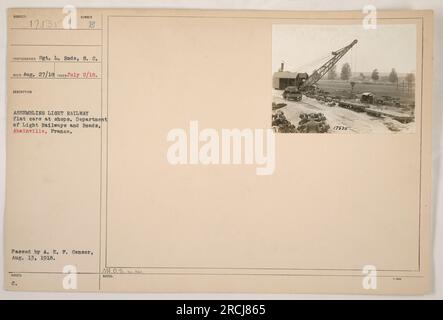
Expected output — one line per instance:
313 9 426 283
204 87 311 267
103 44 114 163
272 111 297 133
296 112 330 133
305 91 414 124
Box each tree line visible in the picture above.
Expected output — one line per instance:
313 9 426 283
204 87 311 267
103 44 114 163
327 63 415 86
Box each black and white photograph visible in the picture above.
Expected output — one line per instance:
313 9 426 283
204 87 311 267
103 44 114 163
272 24 417 133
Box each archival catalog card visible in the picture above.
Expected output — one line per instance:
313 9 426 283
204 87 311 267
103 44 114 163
5 8 433 294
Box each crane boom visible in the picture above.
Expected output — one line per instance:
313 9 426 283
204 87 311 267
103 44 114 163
300 39 358 90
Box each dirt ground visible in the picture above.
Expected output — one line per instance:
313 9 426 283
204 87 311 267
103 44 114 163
272 91 415 134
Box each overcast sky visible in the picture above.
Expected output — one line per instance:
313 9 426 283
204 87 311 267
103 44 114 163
272 24 417 75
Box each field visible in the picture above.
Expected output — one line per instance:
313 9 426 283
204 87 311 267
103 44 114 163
316 79 415 104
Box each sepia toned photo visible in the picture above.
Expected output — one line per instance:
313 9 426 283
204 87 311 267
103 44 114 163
272 24 417 133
